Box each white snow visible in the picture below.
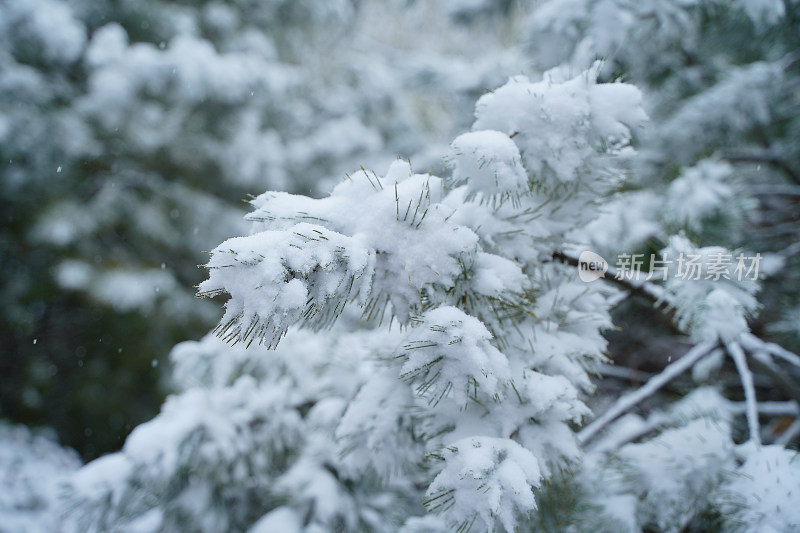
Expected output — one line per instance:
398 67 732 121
426 436 541 531
0 424 81 533
717 443 800 532
448 129 527 204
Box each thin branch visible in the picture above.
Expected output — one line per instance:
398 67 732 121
592 362 655 382
728 341 761 446
748 351 800 407
777 241 800 259
728 401 799 417
578 342 717 444
555 251 800 443
724 150 784 164
556 252 800 401
741 332 800 369
591 400 799 454
739 334 800 408
589 411 672 454
723 150 800 185
776 419 800 447
747 184 800 196
551 251 666 308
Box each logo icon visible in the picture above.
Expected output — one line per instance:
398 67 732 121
578 250 608 283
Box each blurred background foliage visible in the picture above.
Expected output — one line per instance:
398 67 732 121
0 0 532 459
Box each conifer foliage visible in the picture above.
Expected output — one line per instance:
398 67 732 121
0 0 526 460
33 1 800 530
64 66 649 531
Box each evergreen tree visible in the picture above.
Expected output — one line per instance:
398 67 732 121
0 423 81 533
63 65 650 532
526 0 800 351
62 15 800 525
520 1 800 530
0 0 530 458
6 1 800 531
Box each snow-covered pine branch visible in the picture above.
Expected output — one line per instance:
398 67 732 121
51 2 800 532
64 65 646 532
509 4 800 527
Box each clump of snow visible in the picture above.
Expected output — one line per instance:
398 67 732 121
448 129 528 205
2 0 86 65
735 0 785 25
91 268 178 313
665 159 735 233
248 507 302 533
67 454 134 509
64 375 308 532
31 203 100 247
618 417 734 529
660 236 760 343
426 436 541 532
81 326 411 532
716 443 800 533
206 159 531 341
469 252 527 298
580 389 736 532
399 306 511 406
55 260 93 290
84 23 128 67
335 366 420 478
126 376 302 481
0 423 81 533
659 62 782 165
473 64 646 190
199 222 375 347
56 260 190 314
436 64 646 271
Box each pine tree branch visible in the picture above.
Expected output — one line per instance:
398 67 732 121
748 355 800 407
552 251 683 340
741 332 800 369
776 419 800 446
589 411 673 454
551 251 666 308
592 400 800 453
728 401 799 417
592 362 655 383
556 250 800 447
723 150 800 185
747 184 800 196
578 342 718 444
727 341 761 446
555 251 800 409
